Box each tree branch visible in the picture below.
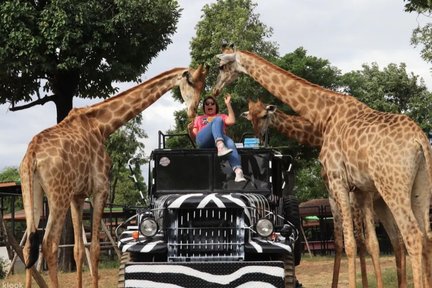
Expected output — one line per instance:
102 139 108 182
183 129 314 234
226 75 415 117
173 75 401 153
9 94 55 111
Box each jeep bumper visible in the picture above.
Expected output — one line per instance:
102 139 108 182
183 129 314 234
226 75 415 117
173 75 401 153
123 261 285 287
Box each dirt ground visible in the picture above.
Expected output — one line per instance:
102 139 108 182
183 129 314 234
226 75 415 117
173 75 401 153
296 254 410 288
2 254 409 287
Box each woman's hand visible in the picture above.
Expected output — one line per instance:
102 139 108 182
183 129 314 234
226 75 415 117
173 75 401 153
224 94 231 106
224 93 236 125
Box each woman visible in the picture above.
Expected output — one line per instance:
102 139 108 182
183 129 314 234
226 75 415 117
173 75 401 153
192 94 246 182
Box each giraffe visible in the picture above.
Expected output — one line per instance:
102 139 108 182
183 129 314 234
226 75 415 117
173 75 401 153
180 64 208 119
242 99 407 287
212 46 432 288
19 65 207 288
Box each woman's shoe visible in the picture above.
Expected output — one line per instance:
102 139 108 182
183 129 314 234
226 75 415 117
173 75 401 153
235 169 246 182
216 140 232 157
217 146 233 157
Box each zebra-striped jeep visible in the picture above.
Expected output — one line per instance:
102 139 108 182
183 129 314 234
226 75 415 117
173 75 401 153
116 133 301 288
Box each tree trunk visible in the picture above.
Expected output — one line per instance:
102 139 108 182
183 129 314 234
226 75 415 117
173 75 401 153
52 70 80 272
52 69 79 123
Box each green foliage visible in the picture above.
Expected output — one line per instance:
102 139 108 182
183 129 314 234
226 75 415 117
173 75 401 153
406 0 432 83
0 167 20 182
105 116 147 206
166 109 196 149
0 257 6 279
0 167 23 217
275 47 342 91
404 0 432 12
0 0 181 120
190 0 277 81
293 158 327 202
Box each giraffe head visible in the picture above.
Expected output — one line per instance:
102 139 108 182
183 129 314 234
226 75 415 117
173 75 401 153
212 43 244 97
180 64 208 119
241 99 276 141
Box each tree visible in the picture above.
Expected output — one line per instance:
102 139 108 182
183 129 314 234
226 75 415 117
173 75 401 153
0 167 23 214
403 0 432 13
105 116 147 206
404 1 432 72
0 167 20 182
0 0 181 122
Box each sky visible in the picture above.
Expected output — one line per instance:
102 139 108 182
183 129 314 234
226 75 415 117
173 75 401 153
1 0 431 177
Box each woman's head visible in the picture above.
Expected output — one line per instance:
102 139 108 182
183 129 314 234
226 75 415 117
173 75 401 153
202 96 219 115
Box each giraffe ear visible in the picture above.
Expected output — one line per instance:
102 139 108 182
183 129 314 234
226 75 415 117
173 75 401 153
265 105 277 114
182 71 193 85
240 111 249 119
221 39 229 50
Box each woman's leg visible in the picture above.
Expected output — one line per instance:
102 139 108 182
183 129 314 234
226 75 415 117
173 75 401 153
223 136 241 169
197 117 232 156
196 122 217 148
210 117 225 142
223 136 246 182
196 117 225 147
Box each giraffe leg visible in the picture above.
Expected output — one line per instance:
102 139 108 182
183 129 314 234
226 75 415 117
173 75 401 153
89 192 108 288
331 235 343 288
71 197 86 288
363 203 382 288
380 195 424 288
329 197 343 288
395 236 407 288
350 191 369 288
410 163 431 287
354 214 368 287
375 198 407 288
328 179 357 288
42 205 69 288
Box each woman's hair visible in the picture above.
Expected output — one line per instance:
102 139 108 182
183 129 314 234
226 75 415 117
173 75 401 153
202 96 219 114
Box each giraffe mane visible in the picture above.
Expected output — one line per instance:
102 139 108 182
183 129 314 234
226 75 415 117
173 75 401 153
240 50 346 97
90 67 187 109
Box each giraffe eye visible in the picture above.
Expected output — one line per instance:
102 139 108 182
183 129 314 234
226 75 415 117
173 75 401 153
219 65 225 70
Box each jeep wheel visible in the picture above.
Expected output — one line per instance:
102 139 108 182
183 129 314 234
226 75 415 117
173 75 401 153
281 253 295 288
283 194 302 266
118 252 131 288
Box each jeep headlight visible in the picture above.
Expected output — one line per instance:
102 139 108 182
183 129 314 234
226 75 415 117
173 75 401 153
256 218 274 237
139 217 158 237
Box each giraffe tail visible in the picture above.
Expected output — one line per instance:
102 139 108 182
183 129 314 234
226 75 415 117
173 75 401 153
418 135 432 189
25 232 40 269
22 149 41 269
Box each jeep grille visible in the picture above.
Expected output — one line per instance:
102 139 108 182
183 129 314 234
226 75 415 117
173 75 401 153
167 208 245 262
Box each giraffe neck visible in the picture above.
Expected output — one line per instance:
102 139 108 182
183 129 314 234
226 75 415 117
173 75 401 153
238 51 367 129
271 110 323 147
82 67 186 138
